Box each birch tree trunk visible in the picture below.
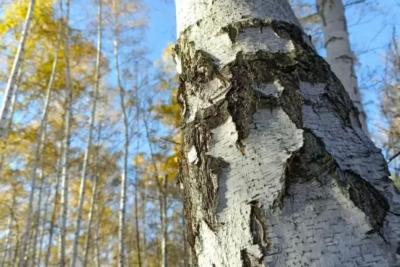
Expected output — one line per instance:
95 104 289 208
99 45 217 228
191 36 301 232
175 0 400 266
134 84 143 267
44 148 63 267
59 0 73 265
82 168 99 267
114 37 129 267
134 177 143 267
83 124 102 267
71 1 102 265
143 119 168 267
160 180 168 267
317 0 368 133
0 0 35 137
36 183 52 267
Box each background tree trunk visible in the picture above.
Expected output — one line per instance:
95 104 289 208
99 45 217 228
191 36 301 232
83 124 102 267
114 37 129 267
59 0 73 265
175 0 400 266
0 0 35 137
71 1 102 264
317 0 368 133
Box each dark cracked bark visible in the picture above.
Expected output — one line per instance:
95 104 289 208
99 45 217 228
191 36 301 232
174 0 400 266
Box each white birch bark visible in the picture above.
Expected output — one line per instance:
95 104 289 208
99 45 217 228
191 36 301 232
36 183 52 267
133 180 143 267
83 124 102 267
317 0 368 133
114 37 129 267
160 180 168 267
71 1 102 265
94 223 101 267
44 148 63 267
133 85 143 267
59 0 73 265
30 170 46 267
0 0 35 137
83 167 99 267
175 0 400 266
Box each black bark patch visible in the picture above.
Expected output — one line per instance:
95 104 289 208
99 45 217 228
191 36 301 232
284 130 389 232
347 171 389 230
249 201 271 261
240 249 263 267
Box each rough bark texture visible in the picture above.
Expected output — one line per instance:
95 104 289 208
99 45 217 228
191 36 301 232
175 0 400 266
317 0 368 133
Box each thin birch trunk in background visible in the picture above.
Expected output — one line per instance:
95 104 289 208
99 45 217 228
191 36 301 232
0 68 22 174
134 179 142 267
44 152 63 267
0 195 16 267
143 119 168 267
83 124 102 267
95 219 101 267
36 183 52 267
133 66 143 267
140 178 147 267
12 226 21 267
317 0 368 133
59 0 74 264
82 169 99 267
175 0 400 265
114 37 129 267
71 1 102 265
0 0 35 137
30 170 46 267
18 48 58 267
160 179 168 267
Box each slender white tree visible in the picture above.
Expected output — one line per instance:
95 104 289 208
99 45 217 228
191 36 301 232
143 118 168 267
175 0 400 266
0 0 35 137
114 27 129 267
317 0 368 133
59 0 74 265
83 126 101 267
71 0 103 265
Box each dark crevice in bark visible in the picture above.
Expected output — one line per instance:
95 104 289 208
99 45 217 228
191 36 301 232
249 201 271 262
240 249 263 267
283 130 389 232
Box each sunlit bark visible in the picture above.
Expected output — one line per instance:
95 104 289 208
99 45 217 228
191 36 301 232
175 0 400 266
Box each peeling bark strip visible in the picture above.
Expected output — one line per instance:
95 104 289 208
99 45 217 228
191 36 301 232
175 0 400 266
